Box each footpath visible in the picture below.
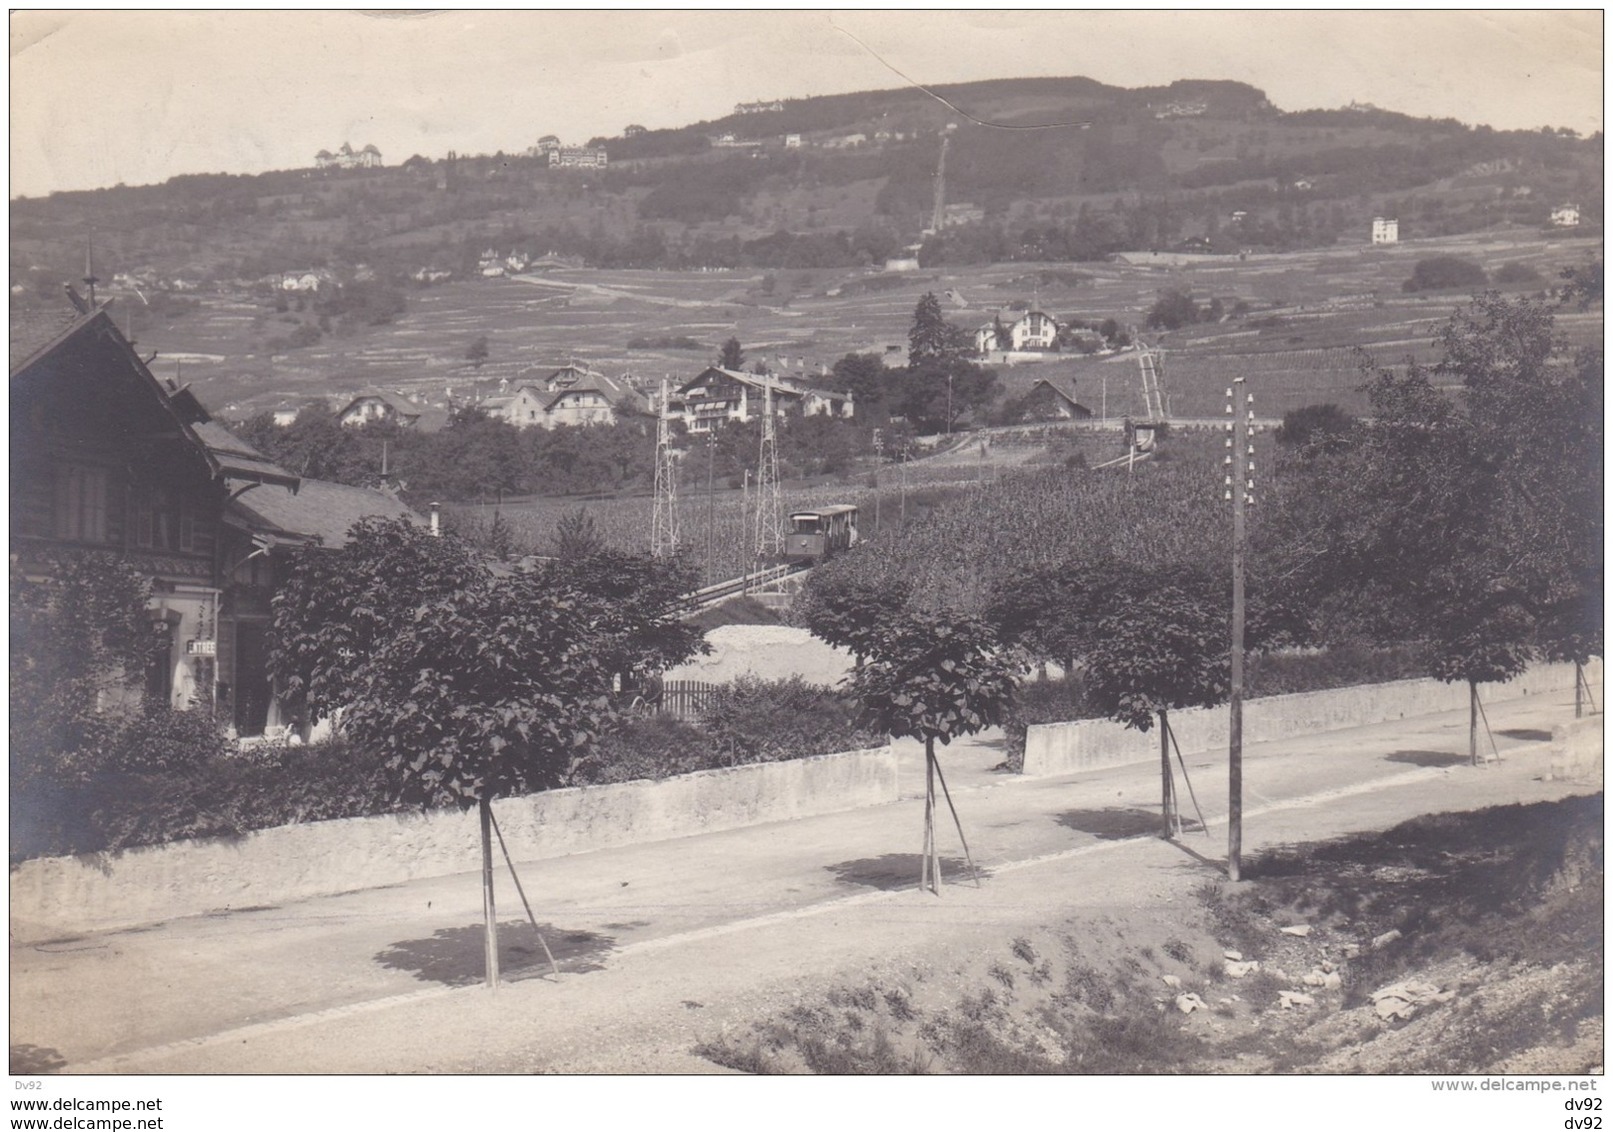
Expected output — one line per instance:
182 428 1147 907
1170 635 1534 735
9 686 1600 1074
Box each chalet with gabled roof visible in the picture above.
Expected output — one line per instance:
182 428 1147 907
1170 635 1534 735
1016 379 1093 422
975 307 1061 356
669 367 853 433
11 297 422 739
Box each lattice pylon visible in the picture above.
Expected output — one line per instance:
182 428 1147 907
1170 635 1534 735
650 378 679 557
752 376 783 561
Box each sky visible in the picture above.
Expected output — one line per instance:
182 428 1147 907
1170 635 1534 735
8 9 1604 198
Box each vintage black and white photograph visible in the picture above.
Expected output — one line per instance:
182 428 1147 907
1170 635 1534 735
8 8 1603 1111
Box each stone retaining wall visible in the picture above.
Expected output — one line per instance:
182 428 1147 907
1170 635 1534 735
1547 716 1604 786
1021 662 1597 777
10 745 895 942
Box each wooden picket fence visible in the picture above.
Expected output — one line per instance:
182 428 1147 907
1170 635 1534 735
657 679 721 720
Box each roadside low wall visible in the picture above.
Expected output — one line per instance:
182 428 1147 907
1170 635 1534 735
1021 662 1597 778
10 745 895 942
1547 716 1604 786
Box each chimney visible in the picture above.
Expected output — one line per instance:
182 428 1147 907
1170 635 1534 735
429 502 441 537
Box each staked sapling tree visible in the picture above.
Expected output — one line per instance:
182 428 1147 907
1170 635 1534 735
847 608 1016 893
270 517 702 988
1081 564 1230 838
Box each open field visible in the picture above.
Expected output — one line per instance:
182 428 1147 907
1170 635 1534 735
123 228 1601 423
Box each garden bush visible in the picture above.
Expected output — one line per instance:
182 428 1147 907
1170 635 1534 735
999 645 1436 770
11 736 407 861
572 715 713 786
1402 255 1487 293
700 676 883 765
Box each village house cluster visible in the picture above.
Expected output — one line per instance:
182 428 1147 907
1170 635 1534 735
313 361 858 437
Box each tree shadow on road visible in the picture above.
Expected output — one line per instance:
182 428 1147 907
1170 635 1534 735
9 1044 66 1074
1498 728 1553 743
1057 807 1176 840
1385 749 1471 767
374 922 616 987
825 853 985 891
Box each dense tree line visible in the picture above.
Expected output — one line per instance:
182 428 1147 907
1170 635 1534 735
801 292 1602 757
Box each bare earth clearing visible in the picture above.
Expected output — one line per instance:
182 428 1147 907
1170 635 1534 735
699 795 1603 1075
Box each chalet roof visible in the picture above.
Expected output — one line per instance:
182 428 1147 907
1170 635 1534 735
1027 379 1092 415
542 370 643 411
8 303 84 370
336 391 421 420
11 303 301 490
192 420 301 489
226 477 420 550
677 366 810 397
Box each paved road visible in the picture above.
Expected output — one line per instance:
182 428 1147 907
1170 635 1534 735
9 687 1597 1074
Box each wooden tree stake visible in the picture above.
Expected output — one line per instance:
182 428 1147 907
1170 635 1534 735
1160 709 1174 838
479 796 500 990
490 809 561 980
930 751 981 887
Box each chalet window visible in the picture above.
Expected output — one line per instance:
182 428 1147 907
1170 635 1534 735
131 486 190 552
54 464 110 544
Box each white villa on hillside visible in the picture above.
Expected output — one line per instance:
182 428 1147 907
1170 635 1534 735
975 308 1060 355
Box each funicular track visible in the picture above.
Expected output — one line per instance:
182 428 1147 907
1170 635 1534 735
682 561 811 613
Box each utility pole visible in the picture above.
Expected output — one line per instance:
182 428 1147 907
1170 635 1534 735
1225 379 1254 882
900 451 908 525
651 378 679 557
872 429 883 535
706 430 716 586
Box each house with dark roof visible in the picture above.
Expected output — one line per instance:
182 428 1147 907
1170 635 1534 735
11 296 420 739
1015 378 1093 422
669 367 853 434
11 299 298 725
220 478 421 737
332 390 419 425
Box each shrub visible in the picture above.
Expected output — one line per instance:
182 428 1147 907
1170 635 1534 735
1494 262 1543 287
1001 674 1094 769
108 706 230 774
997 644 1433 767
701 676 883 764
1244 644 1430 697
1145 289 1202 330
574 715 712 785
1274 403 1354 450
1402 256 1487 293
12 736 408 860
